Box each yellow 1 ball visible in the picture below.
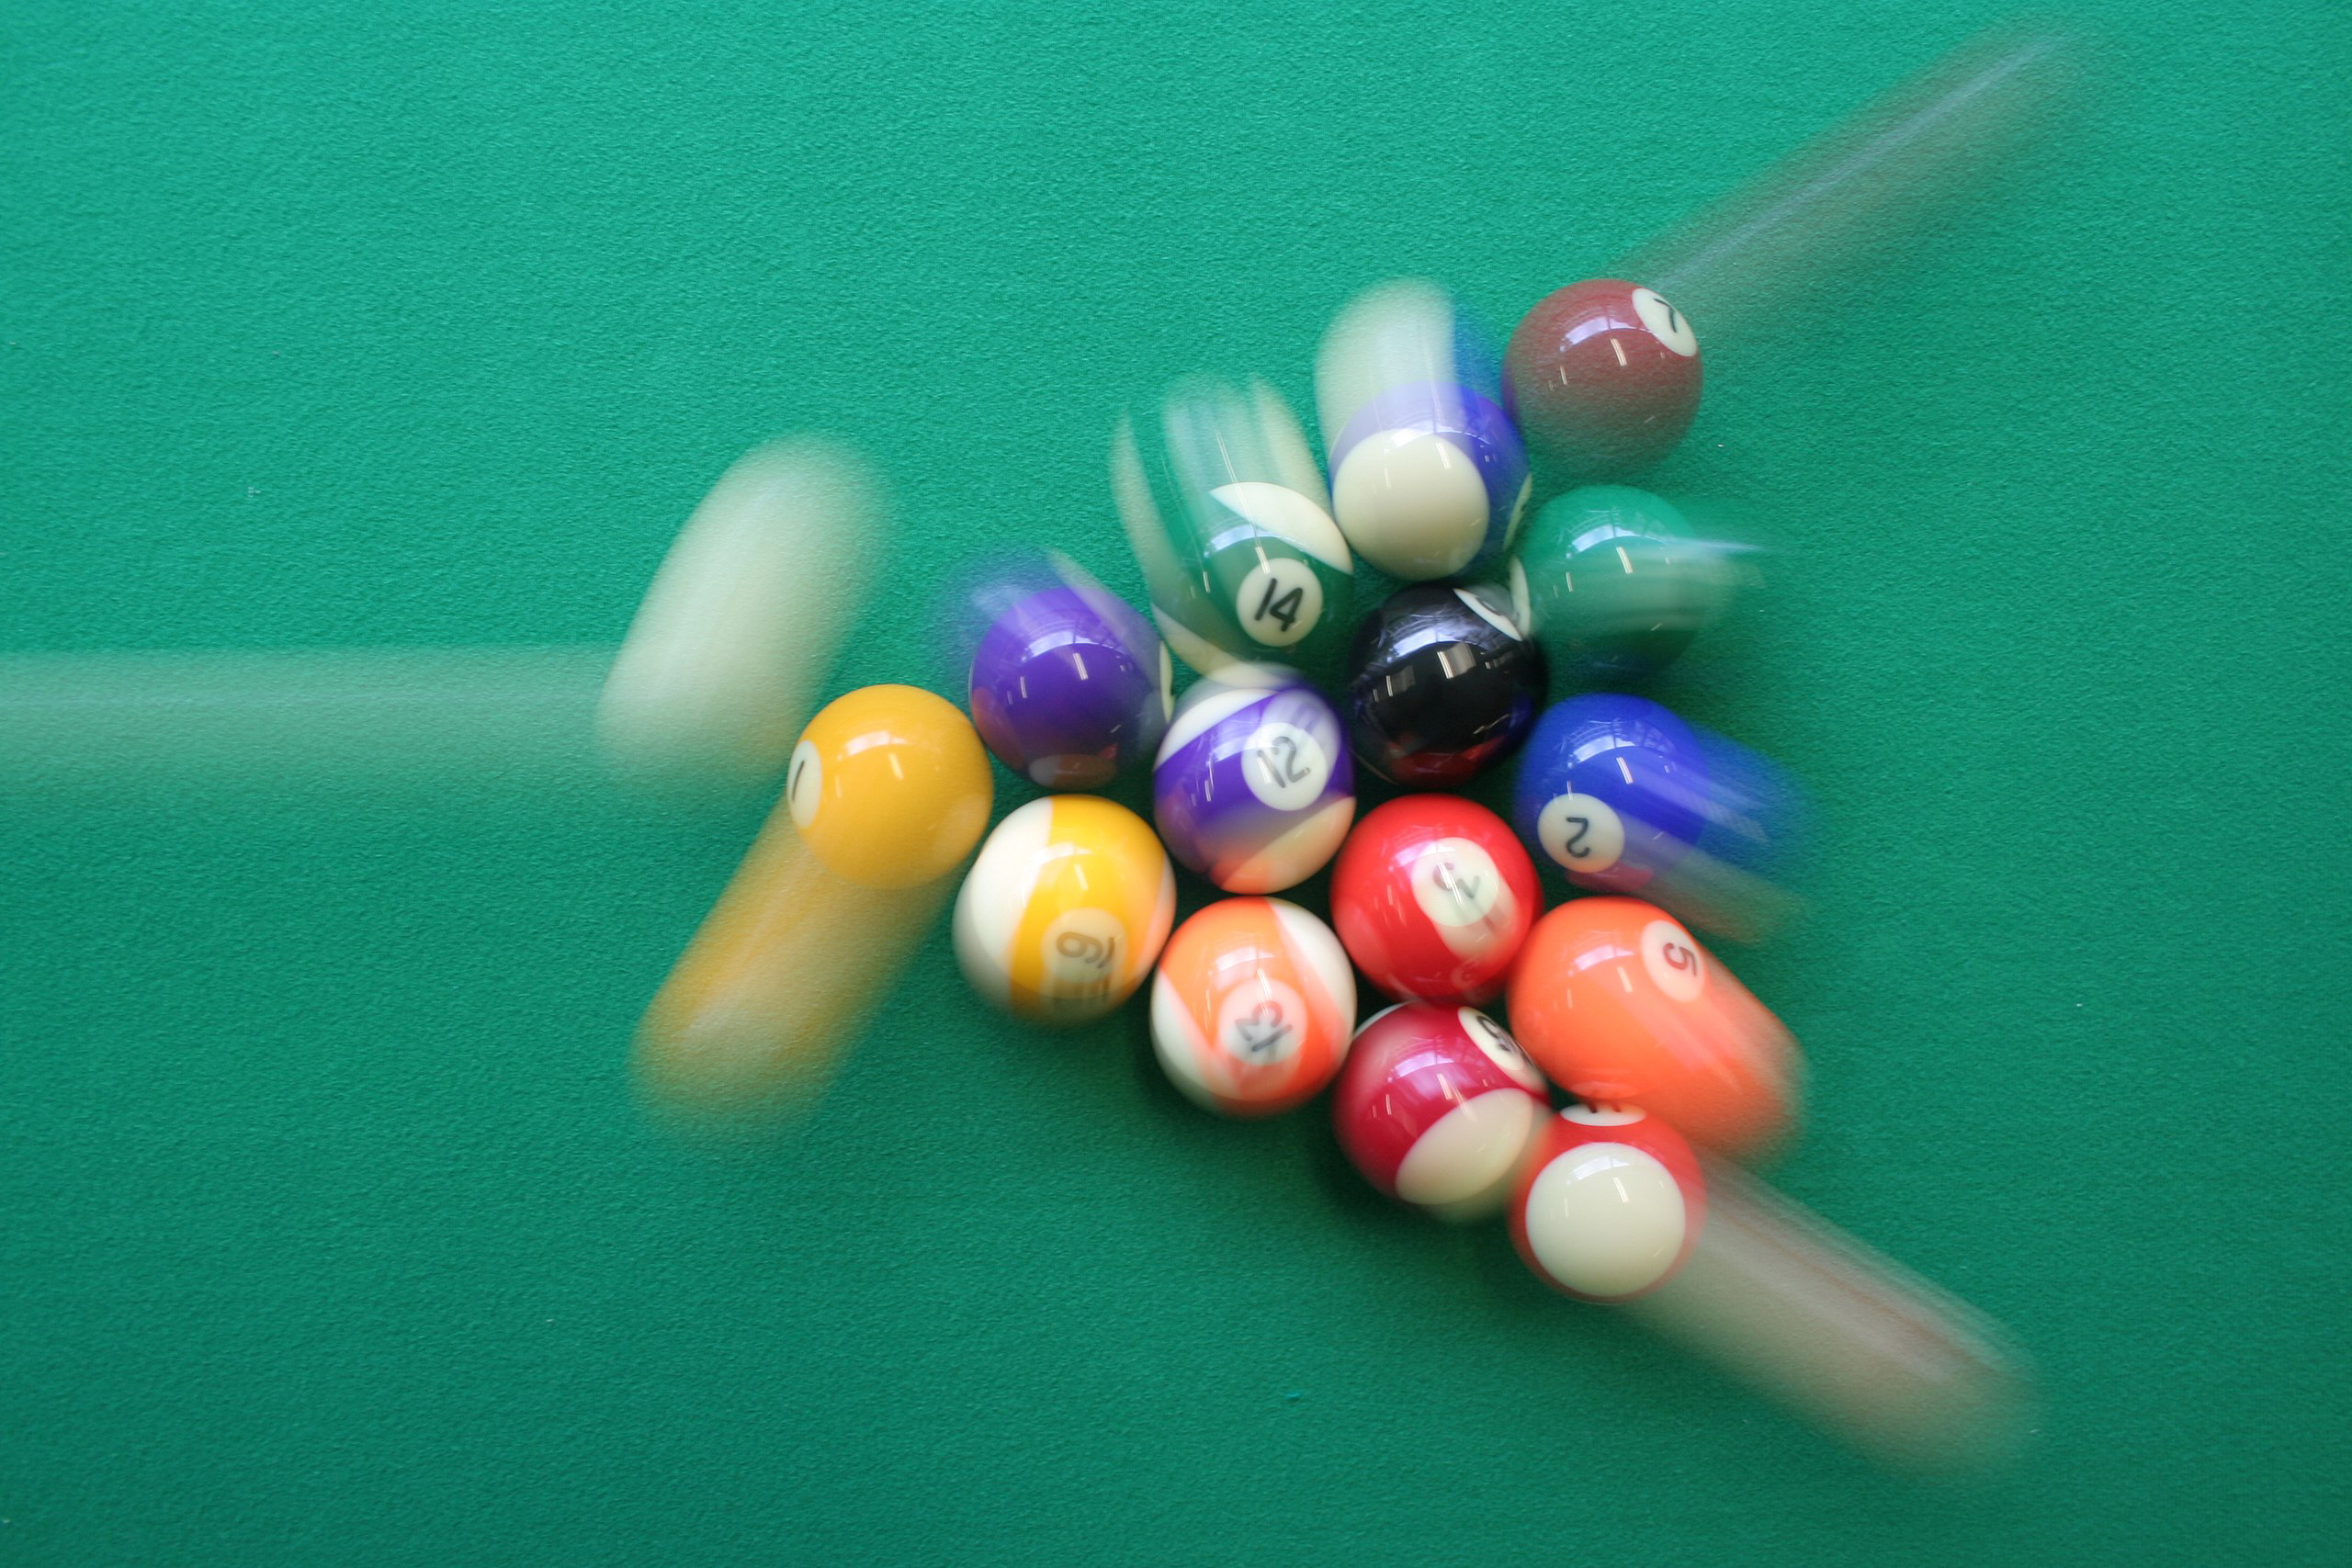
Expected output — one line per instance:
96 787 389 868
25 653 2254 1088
954 795 1176 1024
787 684 994 889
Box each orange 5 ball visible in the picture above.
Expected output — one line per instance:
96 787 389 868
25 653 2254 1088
1507 897 1800 1156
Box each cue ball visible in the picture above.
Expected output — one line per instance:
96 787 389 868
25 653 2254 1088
1345 581 1546 788
954 795 1177 1025
786 683 995 889
1504 277 1702 484
1149 897 1357 1117
1507 897 1798 1155
1331 1002 1551 1220
1510 1102 1705 1303
1152 665 1356 894
1329 795 1540 1005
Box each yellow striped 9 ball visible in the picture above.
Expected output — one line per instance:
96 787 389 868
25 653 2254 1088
954 795 1177 1024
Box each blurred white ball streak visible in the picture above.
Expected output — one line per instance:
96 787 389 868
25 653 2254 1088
1631 1156 2035 1472
598 436 879 794
0 437 879 810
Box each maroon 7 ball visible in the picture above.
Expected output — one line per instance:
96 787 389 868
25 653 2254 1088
1504 277 1702 484
1329 795 1540 1006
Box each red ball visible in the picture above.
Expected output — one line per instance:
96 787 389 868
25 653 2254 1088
1503 277 1702 484
1329 795 1540 1005
1510 1103 1705 1303
1332 1002 1552 1219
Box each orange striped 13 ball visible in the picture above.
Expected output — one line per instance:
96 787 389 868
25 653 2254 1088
1149 897 1356 1116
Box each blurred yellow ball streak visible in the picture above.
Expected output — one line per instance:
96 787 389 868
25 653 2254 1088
635 812 953 1130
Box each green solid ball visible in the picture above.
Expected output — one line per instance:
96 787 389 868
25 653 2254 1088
1508 485 1726 681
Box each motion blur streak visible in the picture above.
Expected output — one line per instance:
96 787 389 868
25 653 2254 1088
0 436 882 808
1619 24 2082 341
634 803 944 1134
1631 1157 2034 1472
1632 720 1808 946
0 645 609 803
598 436 880 794
1114 377 1348 679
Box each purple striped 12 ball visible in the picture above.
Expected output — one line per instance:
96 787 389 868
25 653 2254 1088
967 557 1172 789
1152 666 1356 894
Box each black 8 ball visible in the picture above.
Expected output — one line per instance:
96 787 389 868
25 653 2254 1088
1343 581 1548 787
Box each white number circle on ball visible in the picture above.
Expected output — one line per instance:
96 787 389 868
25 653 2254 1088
1459 1007 1545 1090
1639 919 1707 1003
1631 288 1698 357
1537 792 1626 874
786 739 822 829
1217 978 1306 1066
1242 720 1329 811
1410 840 1506 929
1234 557 1323 649
1042 908 1127 995
1453 585 1525 641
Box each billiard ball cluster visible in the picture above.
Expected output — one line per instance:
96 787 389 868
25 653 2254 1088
623 33 2068 1464
766 270 1806 1308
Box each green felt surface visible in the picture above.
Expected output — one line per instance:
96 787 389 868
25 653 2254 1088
5 1 2349 1562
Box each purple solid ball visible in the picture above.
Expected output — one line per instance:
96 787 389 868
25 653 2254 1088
1152 668 1356 893
969 581 1170 789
